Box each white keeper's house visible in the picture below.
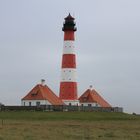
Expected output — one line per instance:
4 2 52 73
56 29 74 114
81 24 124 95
21 80 64 106
78 86 111 107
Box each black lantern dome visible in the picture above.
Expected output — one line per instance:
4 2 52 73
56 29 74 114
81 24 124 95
62 13 77 31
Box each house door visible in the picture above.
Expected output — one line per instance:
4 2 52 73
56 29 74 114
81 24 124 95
36 102 40 107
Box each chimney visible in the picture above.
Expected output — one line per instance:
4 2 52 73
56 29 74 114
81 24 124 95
89 85 93 90
41 79 45 86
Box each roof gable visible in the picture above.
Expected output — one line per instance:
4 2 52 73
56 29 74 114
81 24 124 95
79 89 111 107
22 84 64 105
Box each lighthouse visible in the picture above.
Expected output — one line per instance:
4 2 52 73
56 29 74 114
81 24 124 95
59 13 79 106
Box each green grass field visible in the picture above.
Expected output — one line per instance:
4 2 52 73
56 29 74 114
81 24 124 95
0 111 140 140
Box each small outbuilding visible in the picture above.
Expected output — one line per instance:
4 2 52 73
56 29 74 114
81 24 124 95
21 80 64 106
79 86 111 107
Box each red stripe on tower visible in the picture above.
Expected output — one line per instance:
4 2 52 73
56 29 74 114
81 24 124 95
59 13 79 105
62 54 76 68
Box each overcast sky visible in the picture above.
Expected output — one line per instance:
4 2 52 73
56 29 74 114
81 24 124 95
0 0 140 113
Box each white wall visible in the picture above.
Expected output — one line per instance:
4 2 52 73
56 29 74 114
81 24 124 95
21 100 51 106
63 100 79 106
79 102 101 107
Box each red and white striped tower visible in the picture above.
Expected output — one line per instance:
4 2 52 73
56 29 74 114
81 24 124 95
59 13 79 106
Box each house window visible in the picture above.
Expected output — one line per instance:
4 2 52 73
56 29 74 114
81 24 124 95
96 103 98 107
69 103 72 106
36 102 40 107
29 102 31 106
83 97 87 102
88 104 91 107
31 92 38 96
24 102 25 106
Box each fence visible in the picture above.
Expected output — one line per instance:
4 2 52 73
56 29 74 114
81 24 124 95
0 105 123 112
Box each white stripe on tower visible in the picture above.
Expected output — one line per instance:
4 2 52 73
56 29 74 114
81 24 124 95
61 68 76 82
63 41 75 54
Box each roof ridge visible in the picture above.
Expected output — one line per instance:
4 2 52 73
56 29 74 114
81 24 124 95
92 89 111 107
42 84 63 105
38 84 46 99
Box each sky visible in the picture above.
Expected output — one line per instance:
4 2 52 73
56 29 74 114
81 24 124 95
0 0 140 114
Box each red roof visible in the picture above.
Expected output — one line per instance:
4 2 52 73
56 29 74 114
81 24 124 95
79 89 111 107
22 84 64 105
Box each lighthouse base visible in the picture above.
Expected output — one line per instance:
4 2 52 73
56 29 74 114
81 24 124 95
63 100 79 106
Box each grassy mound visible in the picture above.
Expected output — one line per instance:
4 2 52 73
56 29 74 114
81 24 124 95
0 112 140 140
0 111 139 121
